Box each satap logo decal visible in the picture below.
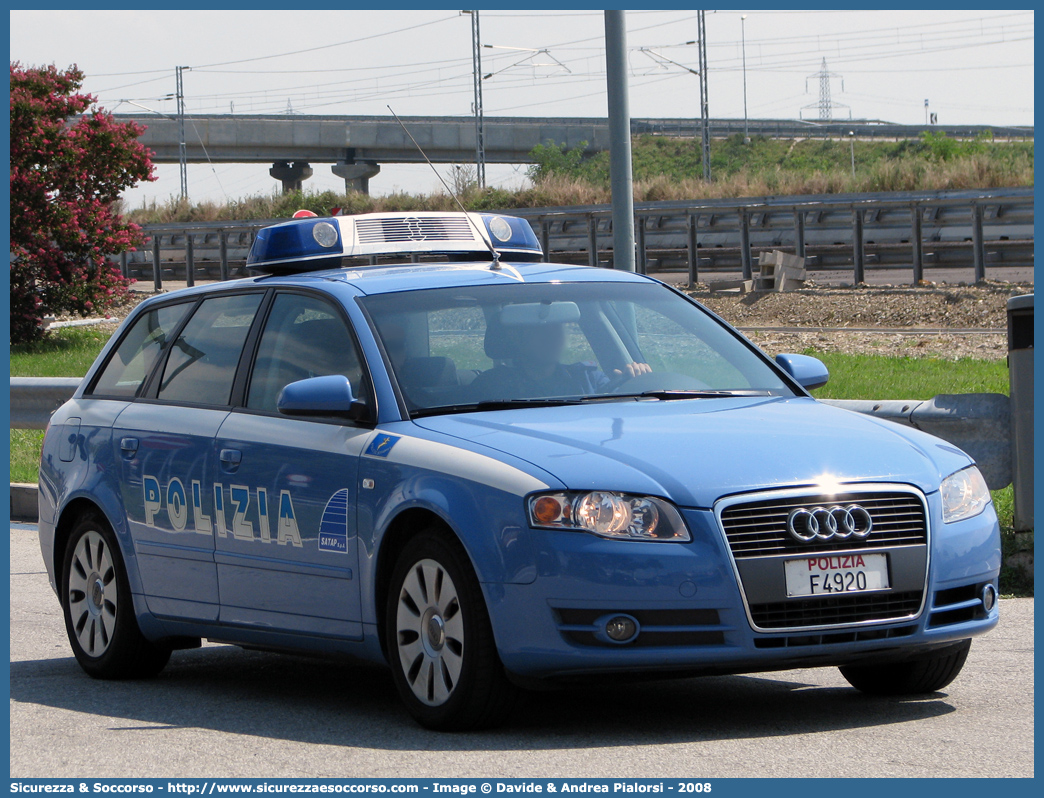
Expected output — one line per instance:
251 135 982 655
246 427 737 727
364 433 400 458
318 489 350 553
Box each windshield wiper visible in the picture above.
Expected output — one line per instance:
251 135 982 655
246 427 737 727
625 389 776 400
411 397 586 417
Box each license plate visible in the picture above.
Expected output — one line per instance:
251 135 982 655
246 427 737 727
784 553 889 597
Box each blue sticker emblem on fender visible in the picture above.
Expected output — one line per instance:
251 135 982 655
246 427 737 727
364 434 400 458
318 488 350 553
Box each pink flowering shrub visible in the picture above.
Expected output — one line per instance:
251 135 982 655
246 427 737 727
10 63 155 342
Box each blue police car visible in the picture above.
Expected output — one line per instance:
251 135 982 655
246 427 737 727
38 211 1000 730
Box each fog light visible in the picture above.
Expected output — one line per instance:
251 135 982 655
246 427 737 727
605 615 638 643
981 584 997 612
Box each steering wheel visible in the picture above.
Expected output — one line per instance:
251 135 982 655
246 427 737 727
611 370 710 394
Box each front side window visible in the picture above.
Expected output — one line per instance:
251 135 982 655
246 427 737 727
156 293 263 406
362 281 793 415
90 302 192 397
246 293 365 413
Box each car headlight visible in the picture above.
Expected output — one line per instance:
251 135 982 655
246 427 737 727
527 491 690 542
940 466 991 523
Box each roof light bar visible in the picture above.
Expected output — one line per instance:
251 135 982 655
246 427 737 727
247 212 542 274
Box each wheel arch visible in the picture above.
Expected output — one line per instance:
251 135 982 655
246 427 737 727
373 506 458 662
53 492 142 596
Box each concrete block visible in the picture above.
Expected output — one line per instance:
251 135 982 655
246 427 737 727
708 279 753 294
10 483 38 522
758 249 806 291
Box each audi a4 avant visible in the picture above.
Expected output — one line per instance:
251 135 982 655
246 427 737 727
39 211 1000 730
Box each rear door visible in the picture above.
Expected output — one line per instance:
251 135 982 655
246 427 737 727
112 292 264 622
213 290 371 638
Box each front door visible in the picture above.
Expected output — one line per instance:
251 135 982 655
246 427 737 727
213 291 370 638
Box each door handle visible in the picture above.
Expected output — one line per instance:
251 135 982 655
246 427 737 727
120 437 139 457
219 448 242 471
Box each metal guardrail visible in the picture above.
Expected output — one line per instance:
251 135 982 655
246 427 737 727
117 188 1032 288
9 377 81 430
518 187 1033 284
821 395 1011 490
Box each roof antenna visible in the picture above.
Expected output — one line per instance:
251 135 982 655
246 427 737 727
387 105 501 270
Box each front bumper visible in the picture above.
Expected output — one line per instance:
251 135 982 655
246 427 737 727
485 498 1000 680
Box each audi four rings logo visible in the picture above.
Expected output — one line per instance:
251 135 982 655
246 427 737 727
787 505 873 542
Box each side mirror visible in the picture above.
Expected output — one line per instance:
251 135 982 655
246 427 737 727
775 353 829 391
277 375 371 423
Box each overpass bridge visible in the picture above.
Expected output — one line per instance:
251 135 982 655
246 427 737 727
117 113 1033 194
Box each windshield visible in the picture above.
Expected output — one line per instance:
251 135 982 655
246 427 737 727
361 281 794 415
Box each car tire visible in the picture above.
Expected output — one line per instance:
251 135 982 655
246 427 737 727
60 511 171 679
839 639 972 696
385 527 519 731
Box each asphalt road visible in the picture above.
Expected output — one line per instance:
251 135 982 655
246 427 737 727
10 525 1034 779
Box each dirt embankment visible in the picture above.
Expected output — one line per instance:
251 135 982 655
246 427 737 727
691 283 1031 360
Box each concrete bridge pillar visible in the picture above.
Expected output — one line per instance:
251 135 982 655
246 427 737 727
270 161 313 193
332 161 381 195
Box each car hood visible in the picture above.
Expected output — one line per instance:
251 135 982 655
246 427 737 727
412 397 972 508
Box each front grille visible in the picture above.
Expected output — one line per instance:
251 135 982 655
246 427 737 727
721 491 927 559
355 216 476 244
749 591 923 629
753 624 916 648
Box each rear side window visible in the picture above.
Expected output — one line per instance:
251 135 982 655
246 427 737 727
246 293 364 413
91 303 191 397
157 293 263 406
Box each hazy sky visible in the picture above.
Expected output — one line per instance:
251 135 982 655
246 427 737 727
9 7 1035 206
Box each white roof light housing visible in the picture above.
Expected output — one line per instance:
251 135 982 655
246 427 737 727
247 211 543 274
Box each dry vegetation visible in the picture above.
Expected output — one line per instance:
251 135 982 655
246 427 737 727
122 133 1033 225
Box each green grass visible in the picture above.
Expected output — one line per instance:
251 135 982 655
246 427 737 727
10 326 114 377
10 430 45 484
807 352 1009 400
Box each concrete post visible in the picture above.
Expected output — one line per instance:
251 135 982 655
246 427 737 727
270 161 313 194
604 11 635 272
332 161 381 195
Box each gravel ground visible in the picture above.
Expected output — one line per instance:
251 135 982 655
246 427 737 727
60 281 1032 362
690 281 1031 360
